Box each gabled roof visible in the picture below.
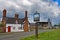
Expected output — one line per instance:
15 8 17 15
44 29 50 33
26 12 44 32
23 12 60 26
37 22 48 24
5 17 25 24
37 22 48 26
18 18 25 24
30 22 48 26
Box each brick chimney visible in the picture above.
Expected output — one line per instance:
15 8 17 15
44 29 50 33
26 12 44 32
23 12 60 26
3 9 6 19
2 9 6 23
15 14 19 19
25 11 27 18
14 14 19 24
2 9 6 32
24 11 28 32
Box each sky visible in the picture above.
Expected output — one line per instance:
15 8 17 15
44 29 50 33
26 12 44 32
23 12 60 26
0 0 60 25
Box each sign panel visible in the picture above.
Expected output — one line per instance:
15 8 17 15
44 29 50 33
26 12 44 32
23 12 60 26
34 13 40 22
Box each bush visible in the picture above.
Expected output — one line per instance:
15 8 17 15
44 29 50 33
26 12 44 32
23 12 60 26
0 23 4 27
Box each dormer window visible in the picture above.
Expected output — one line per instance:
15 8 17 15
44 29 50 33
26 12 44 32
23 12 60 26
16 20 18 24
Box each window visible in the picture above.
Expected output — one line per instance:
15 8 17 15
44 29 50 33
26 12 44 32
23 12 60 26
13 27 15 30
18 27 22 30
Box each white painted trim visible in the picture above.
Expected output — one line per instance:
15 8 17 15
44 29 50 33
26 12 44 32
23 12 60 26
6 24 24 32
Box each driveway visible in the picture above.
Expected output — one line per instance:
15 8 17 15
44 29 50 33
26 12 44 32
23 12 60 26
0 30 50 40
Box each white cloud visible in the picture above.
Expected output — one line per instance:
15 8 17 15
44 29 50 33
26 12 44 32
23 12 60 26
40 17 47 22
0 0 60 24
38 0 60 17
7 1 20 8
22 0 33 6
0 18 2 21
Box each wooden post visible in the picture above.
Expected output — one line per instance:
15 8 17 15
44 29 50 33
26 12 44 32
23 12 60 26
35 22 38 39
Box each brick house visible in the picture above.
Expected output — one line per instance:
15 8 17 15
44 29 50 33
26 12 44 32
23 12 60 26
2 9 29 32
30 19 52 29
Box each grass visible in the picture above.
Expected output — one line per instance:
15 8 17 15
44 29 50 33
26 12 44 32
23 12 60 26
21 29 60 40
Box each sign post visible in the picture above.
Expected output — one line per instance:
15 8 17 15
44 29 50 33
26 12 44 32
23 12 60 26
33 11 40 40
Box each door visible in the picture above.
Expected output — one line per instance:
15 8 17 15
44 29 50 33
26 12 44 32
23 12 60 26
8 26 11 32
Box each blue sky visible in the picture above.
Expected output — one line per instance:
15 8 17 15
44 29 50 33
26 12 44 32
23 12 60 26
0 0 60 25
53 0 60 6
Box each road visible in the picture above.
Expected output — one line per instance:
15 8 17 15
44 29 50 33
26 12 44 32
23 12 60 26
0 30 50 40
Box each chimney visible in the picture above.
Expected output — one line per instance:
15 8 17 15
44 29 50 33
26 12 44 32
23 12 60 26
3 9 6 18
2 9 6 30
25 11 28 18
24 11 28 32
15 14 19 19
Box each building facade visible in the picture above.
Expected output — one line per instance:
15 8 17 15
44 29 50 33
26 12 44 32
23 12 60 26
2 9 29 32
30 19 52 29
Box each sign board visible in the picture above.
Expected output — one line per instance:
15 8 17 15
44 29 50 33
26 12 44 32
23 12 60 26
34 12 40 22
33 11 40 39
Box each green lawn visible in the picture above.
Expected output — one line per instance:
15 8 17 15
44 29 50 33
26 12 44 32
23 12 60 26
21 29 60 40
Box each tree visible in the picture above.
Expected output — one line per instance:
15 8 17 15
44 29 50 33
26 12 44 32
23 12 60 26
58 23 60 26
0 22 4 32
0 22 4 27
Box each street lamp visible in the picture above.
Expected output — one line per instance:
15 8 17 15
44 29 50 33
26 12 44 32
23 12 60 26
33 11 40 39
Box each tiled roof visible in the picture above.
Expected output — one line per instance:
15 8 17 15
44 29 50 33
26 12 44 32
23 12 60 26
30 22 48 26
5 17 25 24
38 22 48 24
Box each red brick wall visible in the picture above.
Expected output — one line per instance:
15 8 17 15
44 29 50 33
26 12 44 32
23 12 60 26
2 9 6 32
24 11 28 32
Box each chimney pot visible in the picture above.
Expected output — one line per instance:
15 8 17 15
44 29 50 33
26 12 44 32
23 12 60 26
25 11 28 18
3 9 6 17
15 14 19 19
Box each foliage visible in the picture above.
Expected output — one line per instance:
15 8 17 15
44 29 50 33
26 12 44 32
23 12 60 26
0 22 4 27
54 23 60 26
58 23 60 26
